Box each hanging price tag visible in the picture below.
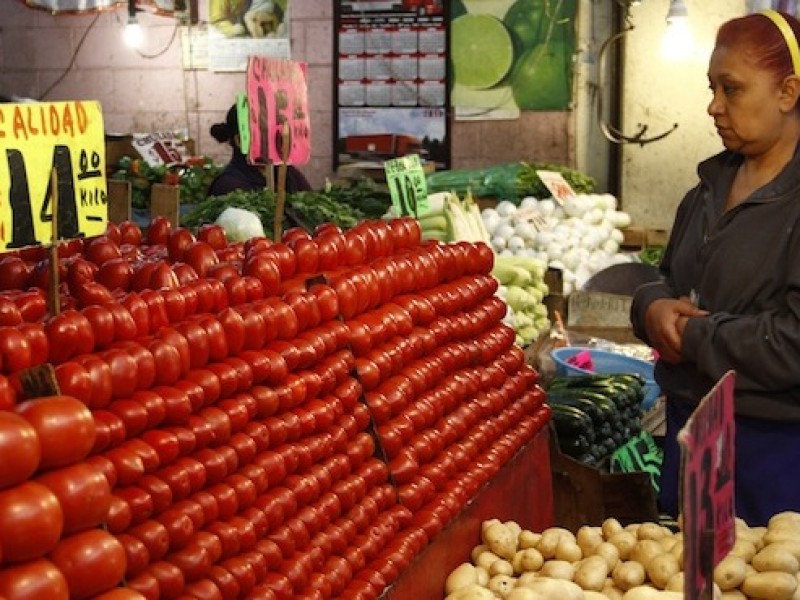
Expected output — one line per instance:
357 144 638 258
384 154 429 217
536 170 576 206
236 92 251 156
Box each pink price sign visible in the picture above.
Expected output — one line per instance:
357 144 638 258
678 370 736 600
246 56 311 166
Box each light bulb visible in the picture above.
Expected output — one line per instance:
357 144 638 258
123 16 143 48
661 0 693 60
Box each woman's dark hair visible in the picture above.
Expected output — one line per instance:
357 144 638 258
210 104 238 145
716 11 800 84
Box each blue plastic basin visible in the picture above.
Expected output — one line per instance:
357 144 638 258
551 346 661 409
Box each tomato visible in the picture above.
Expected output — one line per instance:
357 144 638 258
0 558 69 600
0 255 32 291
0 411 40 489
35 462 111 535
146 216 172 246
85 236 123 267
118 220 143 246
125 572 160 600
242 254 281 297
167 227 197 262
0 325 33 373
262 242 296 280
0 481 63 562
15 395 95 469
146 560 185 599
128 519 171 562
184 241 219 279
93 588 149 600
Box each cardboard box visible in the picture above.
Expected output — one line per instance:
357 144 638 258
621 227 670 250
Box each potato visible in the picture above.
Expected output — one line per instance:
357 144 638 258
728 538 757 562
602 579 626 600
664 571 683 592
489 559 515 577
538 559 575 580
577 525 604 556
476 566 490 586
584 592 611 600
752 544 800 574
471 544 489 563
445 583 496 600
668 538 683 563
521 576 584 600
488 574 517 598
574 555 610 592
769 511 800 529
554 537 583 563
505 520 523 539
612 560 647 591
637 522 667 541
631 539 663 568
593 541 621 571
484 522 518 560
512 548 544 574
506 588 545 600
771 541 800 562
713 554 747 591
536 528 572 560
518 530 542 550
621 585 683 599
646 553 681 589
720 591 747 600
742 570 798 600
475 550 503 571
516 571 538 587
609 531 639 561
603 517 625 540
658 535 679 553
446 562 480 594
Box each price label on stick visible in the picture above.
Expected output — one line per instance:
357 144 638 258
0 101 108 251
236 93 251 156
385 154 429 217
246 56 311 166
678 370 736 600
536 169 576 206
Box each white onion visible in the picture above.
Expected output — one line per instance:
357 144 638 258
496 200 517 218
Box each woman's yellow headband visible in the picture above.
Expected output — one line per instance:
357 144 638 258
761 9 800 77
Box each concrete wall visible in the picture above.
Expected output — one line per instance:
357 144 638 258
0 0 599 192
620 0 745 228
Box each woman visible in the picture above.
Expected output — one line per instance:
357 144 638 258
630 10 800 526
207 104 312 197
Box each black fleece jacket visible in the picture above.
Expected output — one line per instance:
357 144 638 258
631 147 800 421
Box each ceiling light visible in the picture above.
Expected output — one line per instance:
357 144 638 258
123 0 144 48
662 0 693 60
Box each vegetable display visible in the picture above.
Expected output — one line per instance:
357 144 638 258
492 254 550 347
546 374 645 466
0 217 551 598
445 514 800 600
483 195 634 295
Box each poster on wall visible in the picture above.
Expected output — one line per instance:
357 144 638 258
23 0 186 15
450 0 577 120
334 0 450 171
207 0 291 71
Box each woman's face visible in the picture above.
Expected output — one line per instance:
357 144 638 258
707 44 787 155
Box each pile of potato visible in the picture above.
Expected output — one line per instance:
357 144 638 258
444 512 800 600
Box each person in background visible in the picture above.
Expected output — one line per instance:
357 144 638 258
630 10 800 526
207 104 312 197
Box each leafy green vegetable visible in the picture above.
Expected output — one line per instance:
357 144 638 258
639 245 665 266
323 178 393 219
180 188 367 238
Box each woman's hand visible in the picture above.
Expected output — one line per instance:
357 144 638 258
644 297 708 363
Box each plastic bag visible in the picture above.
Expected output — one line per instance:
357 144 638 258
215 206 265 242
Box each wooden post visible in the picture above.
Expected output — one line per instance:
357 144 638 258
273 121 291 242
107 179 132 224
47 168 60 317
150 183 181 228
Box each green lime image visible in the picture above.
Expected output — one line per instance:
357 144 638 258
511 41 571 110
503 0 545 53
451 14 515 90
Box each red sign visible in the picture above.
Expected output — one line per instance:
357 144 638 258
246 56 311 166
678 370 736 600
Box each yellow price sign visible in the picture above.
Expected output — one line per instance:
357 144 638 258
0 101 107 250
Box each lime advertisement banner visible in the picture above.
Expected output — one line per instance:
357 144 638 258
451 0 577 119
0 101 108 251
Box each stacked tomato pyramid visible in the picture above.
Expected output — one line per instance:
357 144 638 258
0 216 550 599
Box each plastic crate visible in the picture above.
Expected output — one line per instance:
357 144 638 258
551 346 661 409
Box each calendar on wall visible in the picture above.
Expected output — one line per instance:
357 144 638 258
334 1 450 171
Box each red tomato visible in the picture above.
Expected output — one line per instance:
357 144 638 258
85 236 122 267
0 481 63 562
0 256 32 291
197 224 228 250
146 216 172 246
93 588 148 600
35 462 111 535
167 227 197 262
15 395 95 469
128 519 171 562
145 560 186 600
50 529 125 599
119 220 143 246
0 558 69 600
0 411 40 489
184 241 219 279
